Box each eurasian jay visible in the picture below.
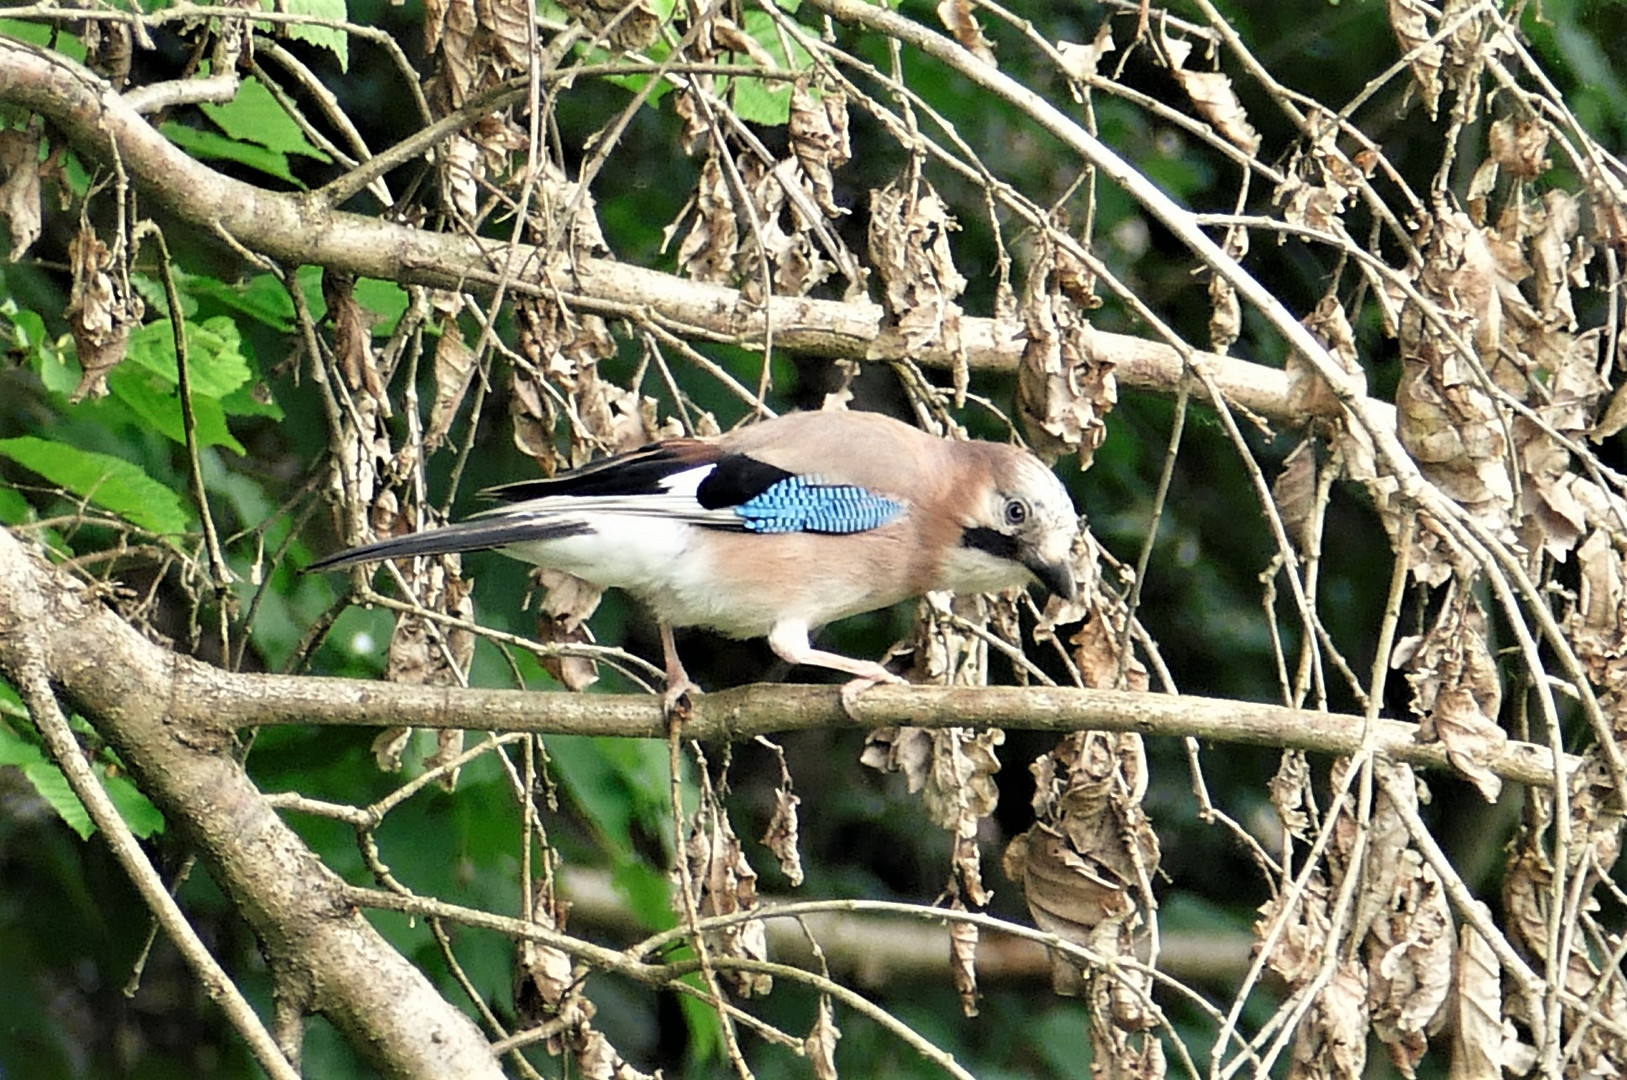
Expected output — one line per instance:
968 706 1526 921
308 410 1080 707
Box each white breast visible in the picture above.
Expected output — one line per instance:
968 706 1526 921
500 516 779 639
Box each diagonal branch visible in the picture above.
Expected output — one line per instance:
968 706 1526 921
0 528 504 1080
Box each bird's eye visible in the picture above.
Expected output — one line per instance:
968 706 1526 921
1003 498 1030 527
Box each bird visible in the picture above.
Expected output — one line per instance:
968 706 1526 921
307 409 1080 710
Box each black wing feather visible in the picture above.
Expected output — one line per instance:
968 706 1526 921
305 518 589 572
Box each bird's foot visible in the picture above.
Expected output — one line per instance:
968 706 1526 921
662 679 702 721
838 666 907 718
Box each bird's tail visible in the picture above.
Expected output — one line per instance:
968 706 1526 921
304 516 588 572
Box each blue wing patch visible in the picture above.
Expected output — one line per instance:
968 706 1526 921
734 477 904 534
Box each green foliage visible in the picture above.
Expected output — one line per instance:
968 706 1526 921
266 0 350 71
0 687 165 841
0 436 191 536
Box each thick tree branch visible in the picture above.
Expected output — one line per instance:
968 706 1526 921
0 528 1574 791
0 529 503 1080
0 34 1357 427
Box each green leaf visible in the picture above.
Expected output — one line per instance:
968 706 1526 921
104 773 165 838
0 721 46 767
107 365 246 455
127 317 253 400
0 436 190 536
352 278 411 331
5 752 164 841
21 762 94 840
181 271 297 332
0 19 87 61
161 121 300 186
725 10 813 126
265 0 350 71
200 76 333 161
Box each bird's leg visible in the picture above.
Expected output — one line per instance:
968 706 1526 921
767 622 905 715
659 622 701 716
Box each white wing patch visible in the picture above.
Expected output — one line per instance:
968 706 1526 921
469 463 743 529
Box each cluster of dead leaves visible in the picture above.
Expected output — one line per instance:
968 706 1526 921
1259 760 1473 1080
514 884 660 1080
1017 229 1116 469
670 68 859 302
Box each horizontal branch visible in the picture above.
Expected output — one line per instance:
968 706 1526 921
194 666 1566 789
0 529 1568 791
0 36 1370 427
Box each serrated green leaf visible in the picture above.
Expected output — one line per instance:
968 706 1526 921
161 121 300 185
0 436 190 536
200 76 332 160
265 0 349 71
107 365 246 455
104 773 165 838
0 722 46 766
127 317 252 400
22 762 94 840
182 271 296 332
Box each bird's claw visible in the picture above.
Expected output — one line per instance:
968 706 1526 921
663 680 701 721
838 668 907 718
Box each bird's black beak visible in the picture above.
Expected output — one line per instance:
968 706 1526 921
1025 555 1078 603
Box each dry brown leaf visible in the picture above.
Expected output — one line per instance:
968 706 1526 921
475 0 532 69
426 317 477 451
0 127 42 261
1448 926 1502 1080
869 177 967 381
1529 189 1579 330
372 727 413 772
557 0 660 52
1487 116 1550 180
1007 731 1159 998
1056 22 1116 82
424 728 468 788
805 997 841 1080
82 19 134 88
1392 586 1506 801
64 225 144 402
684 808 770 997
1068 608 1149 691
1208 275 1241 353
323 269 383 401
1269 750 1315 840
1273 439 1320 554
789 82 851 218
1162 25 1260 154
1293 293 1364 418
948 905 980 1016
1396 211 1522 566
1256 876 1334 987
571 1025 658 1080
936 0 996 65
674 155 739 283
1017 235 1117 468
514 886 577 1023
1387 0 1444 118
760 785 804 888
1365 847 1452 1077
1178 69 1261 154
531 568 604 692
1569 528 1627 687
1291 960 1370 1080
